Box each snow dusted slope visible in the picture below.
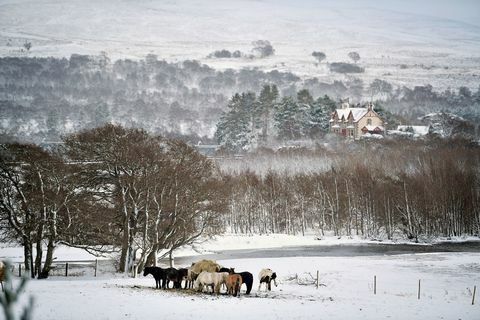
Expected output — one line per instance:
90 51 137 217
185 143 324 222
0 0 479 89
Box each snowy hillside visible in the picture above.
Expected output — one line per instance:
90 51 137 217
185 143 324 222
0 0 479 90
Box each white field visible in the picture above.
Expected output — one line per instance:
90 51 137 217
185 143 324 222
0 0 479 90
1 234 480 319
4 253 479 320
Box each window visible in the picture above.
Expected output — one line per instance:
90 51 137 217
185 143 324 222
367 118 372 125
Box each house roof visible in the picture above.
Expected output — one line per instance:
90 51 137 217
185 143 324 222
334 107 368 122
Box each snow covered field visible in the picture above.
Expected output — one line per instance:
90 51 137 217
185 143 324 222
0 0 479 90
2 234 479 319
6 253 480 320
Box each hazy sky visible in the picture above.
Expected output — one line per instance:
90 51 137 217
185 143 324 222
284 0 480 26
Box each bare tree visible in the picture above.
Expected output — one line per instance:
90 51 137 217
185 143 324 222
348 51 361 64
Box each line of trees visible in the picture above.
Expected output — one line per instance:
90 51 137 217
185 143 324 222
215 86 337 151
2 55 478 145
1 125 478 279
220 139 480 240
0 124 226 278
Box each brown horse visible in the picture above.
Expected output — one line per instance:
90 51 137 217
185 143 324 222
0 261 6 291
226 274 243 297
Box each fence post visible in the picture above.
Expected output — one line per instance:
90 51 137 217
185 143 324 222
65 263 69 277
473 285 476 305
374 275 376 295
94 259 98 277
18 263 22 277
418 279 421 300
316 270 319 289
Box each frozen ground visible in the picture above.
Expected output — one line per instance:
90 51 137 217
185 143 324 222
5 253 480 320
1 234 479 319
0 0 479 90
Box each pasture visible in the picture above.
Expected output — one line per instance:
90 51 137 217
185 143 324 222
6 252 480 320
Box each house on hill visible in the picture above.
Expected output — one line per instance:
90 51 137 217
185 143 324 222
329 99 385 140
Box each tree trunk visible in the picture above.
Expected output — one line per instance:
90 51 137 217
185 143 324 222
34 238 43 278
23 239 34 279
38 238 55 279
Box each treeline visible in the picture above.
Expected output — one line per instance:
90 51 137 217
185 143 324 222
220 139 480 240
0 54 303 142
2 55 479 144
215 85 398 151
1 125 478 280
0 124 226 278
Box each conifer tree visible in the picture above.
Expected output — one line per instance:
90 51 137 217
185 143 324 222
274 96 302 140
215 93 251 151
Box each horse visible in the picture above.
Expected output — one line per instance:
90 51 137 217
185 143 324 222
191 260 221 275
190 260 221 286
177 268 189 289
258 268 278 291
186 268 195 289
219 267 235 274
194 271 229 294
219 267 235 290
226 274 243 297
238 271 253 294
143 266 166 289
164 267 182 289
0 261 5 291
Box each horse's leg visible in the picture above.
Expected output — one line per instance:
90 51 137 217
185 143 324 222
268 281 272 291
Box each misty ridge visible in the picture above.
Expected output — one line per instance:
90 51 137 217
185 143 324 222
0 53 479 145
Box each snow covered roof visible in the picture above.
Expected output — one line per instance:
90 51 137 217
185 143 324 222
334 108 368 122
331 124 340 128
397 125 430 136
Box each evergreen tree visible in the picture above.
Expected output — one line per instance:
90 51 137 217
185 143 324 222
258 84 279 142
274 96 302 140
307 95 335 137
215 93 251 151
296 89 314 137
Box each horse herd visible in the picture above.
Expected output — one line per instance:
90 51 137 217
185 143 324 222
143 259 278 297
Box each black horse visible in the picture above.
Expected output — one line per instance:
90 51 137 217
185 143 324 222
238 272 253 294
177 268 189 289
219 267 235 274
143 266 166 289
166 267 191 289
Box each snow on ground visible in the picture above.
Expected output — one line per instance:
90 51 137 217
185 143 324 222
6 252 480 320
0 0 479 90
2 233 478 263
2 234 479 319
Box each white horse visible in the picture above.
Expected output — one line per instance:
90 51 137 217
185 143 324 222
194 271 229 294
258 268 278 291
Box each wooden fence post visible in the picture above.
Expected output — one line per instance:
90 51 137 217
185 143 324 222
65 263 69 277
316 270 319 289
18 263 21 277
418 279 421 300
94 259 98 277
374 275 376 295
473 285 476 305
